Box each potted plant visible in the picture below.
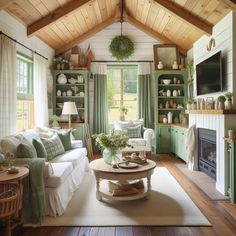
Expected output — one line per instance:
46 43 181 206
53 57 62 70
50 115 60 127
119 105 128 121
186 98 192 110
227 126 236 139
217 95 226 109
225 92 233 110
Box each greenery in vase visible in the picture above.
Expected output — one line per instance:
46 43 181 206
217 95 226 103
225 92 233 101
93 129 131 150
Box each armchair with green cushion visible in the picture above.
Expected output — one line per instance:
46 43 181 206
113 120 154 157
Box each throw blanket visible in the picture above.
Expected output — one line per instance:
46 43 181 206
186 125 196 170
23 158 46 224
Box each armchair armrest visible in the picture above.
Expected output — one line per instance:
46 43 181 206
143 128 154 141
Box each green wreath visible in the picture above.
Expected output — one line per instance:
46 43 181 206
109 35 134 60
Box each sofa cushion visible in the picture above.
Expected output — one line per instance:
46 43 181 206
57 130 72 151
126 125 142 138
128 138 147 147
16 137 37 158
40 133 65 161
51 147 87 168
32 138 47 158
45 162 73 188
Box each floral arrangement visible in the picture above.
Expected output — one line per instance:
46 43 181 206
93 129 131 149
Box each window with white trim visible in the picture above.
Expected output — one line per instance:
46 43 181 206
16 54 34 131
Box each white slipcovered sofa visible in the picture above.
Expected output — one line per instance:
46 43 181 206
0 127 89 219
113 120 154 156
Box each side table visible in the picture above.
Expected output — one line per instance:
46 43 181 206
0 167 29 236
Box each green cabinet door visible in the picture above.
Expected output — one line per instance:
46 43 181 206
226 141 236 203
157 125 171 153
170 127 176 153
178 129 187 162
71 123 86 146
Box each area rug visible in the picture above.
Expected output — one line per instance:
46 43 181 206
42 167 211 226
175 163 229 201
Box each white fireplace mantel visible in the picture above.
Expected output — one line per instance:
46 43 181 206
188 112 236 195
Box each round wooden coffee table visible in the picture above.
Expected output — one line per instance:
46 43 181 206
89 158 156 201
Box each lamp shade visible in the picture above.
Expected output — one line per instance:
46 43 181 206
62 102 78 115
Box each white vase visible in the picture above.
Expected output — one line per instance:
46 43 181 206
167 112 173 124
57 74 67 84
225 100 233 110
167 90 171 97
172 61 178 70
157 61 164 69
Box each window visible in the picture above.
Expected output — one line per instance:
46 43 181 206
16 54 34 131
107 65 138 124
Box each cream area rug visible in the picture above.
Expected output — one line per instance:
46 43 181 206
42 167 211 226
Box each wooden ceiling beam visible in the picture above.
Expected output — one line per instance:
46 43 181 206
123 11 187 56
220 0 236 11
0 0 15 10
153 0 213 35
55 13 120 56
27 0 91 37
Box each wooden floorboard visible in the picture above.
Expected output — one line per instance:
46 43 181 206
13 154 236 236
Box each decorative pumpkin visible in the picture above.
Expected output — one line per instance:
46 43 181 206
109 35 134 60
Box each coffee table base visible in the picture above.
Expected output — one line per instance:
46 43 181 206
95 174 152 201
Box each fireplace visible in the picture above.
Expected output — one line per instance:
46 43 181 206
198 128 216 180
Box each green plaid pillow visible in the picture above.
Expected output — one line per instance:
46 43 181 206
40 133 65 160
126 125 142 138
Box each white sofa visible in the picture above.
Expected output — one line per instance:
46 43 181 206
113 120 154 156
0 128 89 217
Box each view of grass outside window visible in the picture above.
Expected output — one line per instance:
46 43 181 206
107 65 138 125
16 54 34 131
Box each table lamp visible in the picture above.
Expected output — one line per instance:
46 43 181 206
62 102 78 128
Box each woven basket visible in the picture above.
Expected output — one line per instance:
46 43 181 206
0 183 19 219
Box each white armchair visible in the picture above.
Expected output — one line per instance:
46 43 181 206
113 120 154 157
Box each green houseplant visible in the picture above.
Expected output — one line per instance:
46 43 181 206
119 105 128 121
50 115 60 127
217 95 226 110
186 98 192 110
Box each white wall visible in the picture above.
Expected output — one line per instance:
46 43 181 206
79 22 160 61
0 10 55 110
192 11 236 107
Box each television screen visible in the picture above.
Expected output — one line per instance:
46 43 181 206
196 51 222 96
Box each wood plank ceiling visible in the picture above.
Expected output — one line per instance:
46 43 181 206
1 0 234 56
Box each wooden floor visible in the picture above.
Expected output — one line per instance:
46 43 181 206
13 154 236 236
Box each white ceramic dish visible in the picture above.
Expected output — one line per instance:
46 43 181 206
163 79 171 85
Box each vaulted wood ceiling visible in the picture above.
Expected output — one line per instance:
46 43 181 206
1 0 235 56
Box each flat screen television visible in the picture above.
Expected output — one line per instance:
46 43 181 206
196 51 222 96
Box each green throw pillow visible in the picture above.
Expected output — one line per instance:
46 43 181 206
57 130 72 151
126 125 142 138
40 133 65 160
16 137 37 158
32 138 47 158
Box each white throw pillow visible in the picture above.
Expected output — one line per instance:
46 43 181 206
113 120 134 131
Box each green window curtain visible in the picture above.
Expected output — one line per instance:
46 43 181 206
137 63 153 128
92 63 109 134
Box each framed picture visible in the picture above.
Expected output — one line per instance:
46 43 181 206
153 44 179 70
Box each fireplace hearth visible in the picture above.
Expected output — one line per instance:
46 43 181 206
198 128 216 180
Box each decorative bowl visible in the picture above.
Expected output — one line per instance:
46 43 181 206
163 79 171 85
